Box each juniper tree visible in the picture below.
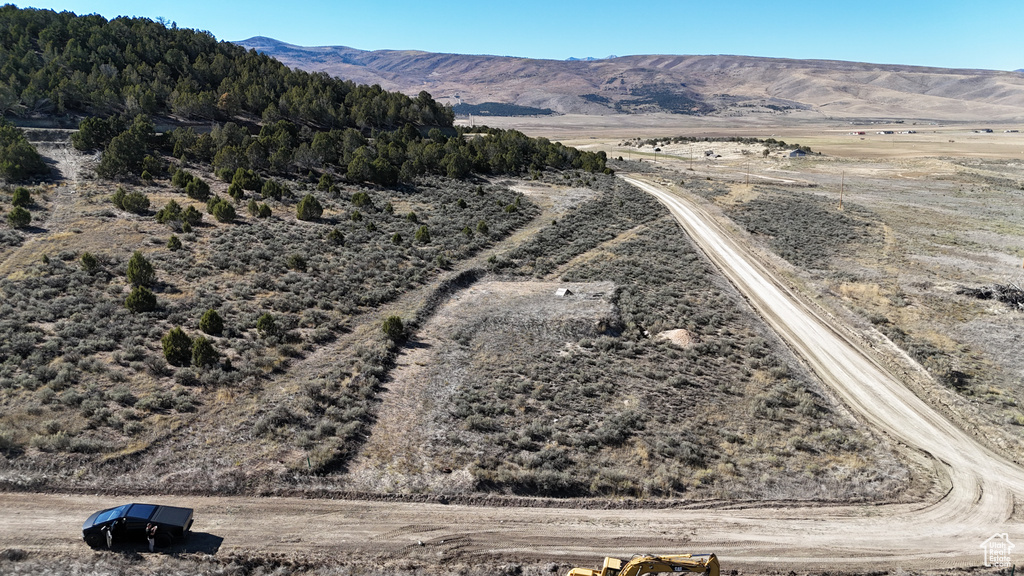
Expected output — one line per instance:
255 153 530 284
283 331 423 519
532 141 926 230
7 207 30 228
125 285 156 313
126 251 155 286
161 327 193 366
296 194 323 221
199 308 223 335
191 336 218 367
382 315 405 342
11 187 31 207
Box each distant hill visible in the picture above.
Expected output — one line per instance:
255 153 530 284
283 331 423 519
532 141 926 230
237 37 1024 121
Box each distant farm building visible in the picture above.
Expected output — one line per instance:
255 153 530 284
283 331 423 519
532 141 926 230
788 149 808 157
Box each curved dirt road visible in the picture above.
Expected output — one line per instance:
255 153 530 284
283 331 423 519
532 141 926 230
2 176 1022 571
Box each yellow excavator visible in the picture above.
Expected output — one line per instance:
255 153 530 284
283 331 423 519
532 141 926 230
567 554 719 576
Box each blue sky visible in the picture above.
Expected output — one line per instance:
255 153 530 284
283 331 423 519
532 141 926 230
19 1 1024 71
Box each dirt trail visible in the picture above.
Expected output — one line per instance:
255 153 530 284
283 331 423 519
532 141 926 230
2 175 1022 571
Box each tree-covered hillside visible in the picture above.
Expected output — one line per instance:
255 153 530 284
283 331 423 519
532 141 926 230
0 6 608 184
0 5 450 129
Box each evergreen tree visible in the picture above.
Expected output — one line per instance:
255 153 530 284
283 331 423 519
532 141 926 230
191 336 218 367
296 194 323 221
124 285 156 313
0 120 47 181
80 252 98 273
125 251 155 286
7 207 31 229
161 327 193 366
210 199 236 222
382 315 405 342
185 177 210 200
256 313 277 338
11 187 31 208
199 309 224 335
415 225 431 244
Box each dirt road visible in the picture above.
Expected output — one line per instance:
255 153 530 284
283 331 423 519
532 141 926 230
2 176 1022 572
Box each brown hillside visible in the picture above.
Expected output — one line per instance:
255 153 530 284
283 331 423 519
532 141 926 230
236 36 1024 121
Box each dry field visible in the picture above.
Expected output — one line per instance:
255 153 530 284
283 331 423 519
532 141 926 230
489 116 1024 465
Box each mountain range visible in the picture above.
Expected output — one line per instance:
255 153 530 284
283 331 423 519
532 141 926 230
236 37 1024 121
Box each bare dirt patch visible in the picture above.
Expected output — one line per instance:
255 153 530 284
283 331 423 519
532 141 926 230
345 280 616 493
655 328 696 348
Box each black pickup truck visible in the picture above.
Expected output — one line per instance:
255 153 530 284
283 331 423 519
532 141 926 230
82 503 193 549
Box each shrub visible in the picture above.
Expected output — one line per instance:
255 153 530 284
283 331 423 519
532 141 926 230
199 308 223 335
261 179 286 200
124 285 156 313
155 200 182 224
406 211 418 223
296 194 323 221
228 181 244 201
0 119 48 181
477 220 489 235
317 173 333 191
111 187 150 214
287 254 307 271
7 207 30 228
327 228 344 244
167 235 182 251
191 336 219 367
351 191 371 208
185 177 210 200
211 199 236 223
161 327 193 366
415 225 431 244
80 252 98 273
182 205 203 226
171 168 194 188
126 251 155 286
257 203 271 218
247 198 259 217
256 313 278 338
11 187 31 207
233 168 261 191
382 315 405 342
391 232 402 245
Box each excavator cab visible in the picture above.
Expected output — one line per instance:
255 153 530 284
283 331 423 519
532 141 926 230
601 557 624 576
567 554 718 576
566 557 622 576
